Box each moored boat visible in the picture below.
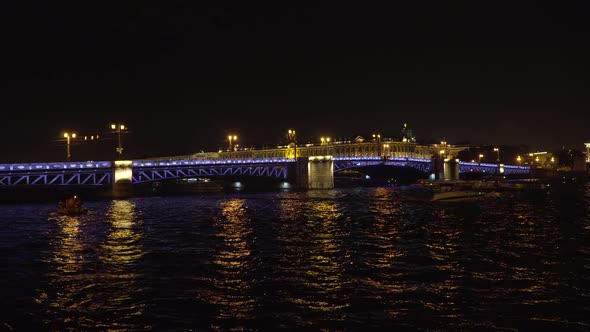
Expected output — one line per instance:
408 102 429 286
431 190 485 202
400 181 486 203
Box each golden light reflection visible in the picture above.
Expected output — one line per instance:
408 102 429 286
38 200 144 329
99 200 144 323
423 208 464 317
364 187 402 276
102 200 143 267
36 214 90 328
278 195 350 319
52 216 85 273
209 199 255 330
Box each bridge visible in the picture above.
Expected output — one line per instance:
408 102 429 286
0 140 530 194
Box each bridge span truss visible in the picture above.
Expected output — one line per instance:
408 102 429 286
0 157 531 187
459 162 530 175
0 161 112 186
334 157 433 173
131 158 292 184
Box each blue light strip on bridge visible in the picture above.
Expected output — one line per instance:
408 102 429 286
132 158 294 167
459 162 530 170
0 161 112 172
334 156 431 162
0 158 530 171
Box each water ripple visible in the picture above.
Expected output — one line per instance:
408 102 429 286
0 185 588 330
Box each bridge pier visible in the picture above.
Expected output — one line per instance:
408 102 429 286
111 160 133 198
432 157 460 180
444 158 460 180
295 156 334 189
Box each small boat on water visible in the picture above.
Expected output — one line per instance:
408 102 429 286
431 190 485 202
400 181 485 203
57 196 88 216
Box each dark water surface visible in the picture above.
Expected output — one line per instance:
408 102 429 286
1 185 589 331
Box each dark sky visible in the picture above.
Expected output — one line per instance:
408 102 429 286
1 2 589 162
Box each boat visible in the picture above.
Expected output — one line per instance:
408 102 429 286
498 178 549 191
400 181 485 203
57 196 88 216
431 190 485 202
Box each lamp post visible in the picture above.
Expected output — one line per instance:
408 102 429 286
493 147 500 174
111 123 126 158
517 155 522 166
372 134 381 157
478 154 484 165
288 129 297 159
63 132 76 162
228 135 237 152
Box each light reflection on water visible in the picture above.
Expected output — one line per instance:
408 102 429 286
36 200 144 331
1 184 589 331
99 200 144 330
38 214 90 330
208 198 255 331
273 191 350 329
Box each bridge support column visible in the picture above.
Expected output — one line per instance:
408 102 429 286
432 157 444 180
296 156 334 189
111 160 133 198
443 158 460 180
432 157 459 180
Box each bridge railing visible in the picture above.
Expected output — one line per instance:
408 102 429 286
460 161 530 170
0 161 112 172
132 158 294 167
135 141 453 162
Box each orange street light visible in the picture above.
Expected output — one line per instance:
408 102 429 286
287 129 297 159
111 123 127 158
228 135 237 151
63 132 77 162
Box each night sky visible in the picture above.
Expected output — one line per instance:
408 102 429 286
1 2 589 162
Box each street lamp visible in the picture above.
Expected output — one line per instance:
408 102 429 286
517 155 522 166
493 147 501 174
84 135 99 141
228 135 237 151
63 132 76 162
478 154 484 165
383 143 390 157
111 123 126 158
372 134 381 157
320 137 331 146
287 129 297 159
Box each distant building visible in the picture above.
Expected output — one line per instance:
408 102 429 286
401 123 416 142
528 151 555 167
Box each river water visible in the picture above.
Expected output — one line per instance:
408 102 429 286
1 184 589 331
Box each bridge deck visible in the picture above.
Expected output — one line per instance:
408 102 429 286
0 141 530 186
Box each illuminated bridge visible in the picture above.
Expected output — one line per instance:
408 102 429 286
0 141 530 191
